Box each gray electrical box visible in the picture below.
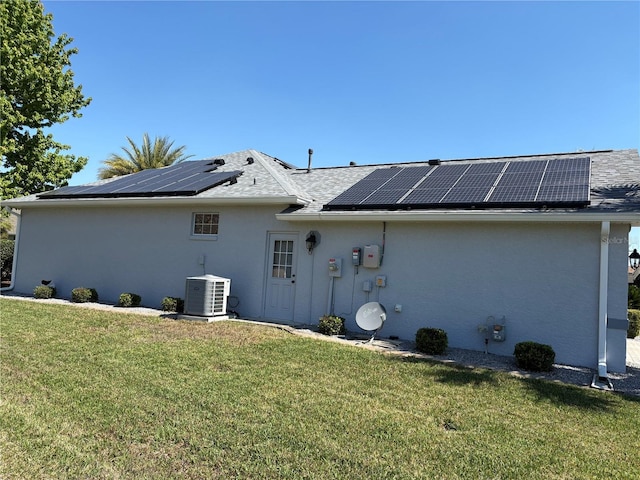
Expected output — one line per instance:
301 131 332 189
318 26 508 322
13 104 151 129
492 324 506 342
363 245 381 268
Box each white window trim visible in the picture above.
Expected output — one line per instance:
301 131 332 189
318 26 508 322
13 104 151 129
190 212 219 241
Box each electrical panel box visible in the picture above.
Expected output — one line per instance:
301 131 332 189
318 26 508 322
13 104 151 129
492 324 505 342
362 280 372 292
363 244 381 268
328 258 342 278
352 247 362 266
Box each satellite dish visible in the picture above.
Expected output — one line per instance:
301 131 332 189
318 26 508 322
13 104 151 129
355 302 386 343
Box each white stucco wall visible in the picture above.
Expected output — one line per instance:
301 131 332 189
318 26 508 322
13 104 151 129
11 204 630 371
292 220 629 371
13 204 295 319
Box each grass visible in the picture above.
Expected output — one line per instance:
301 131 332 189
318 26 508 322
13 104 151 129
1 298 639 479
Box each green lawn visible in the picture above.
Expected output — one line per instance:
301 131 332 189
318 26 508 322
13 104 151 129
1 298 639 479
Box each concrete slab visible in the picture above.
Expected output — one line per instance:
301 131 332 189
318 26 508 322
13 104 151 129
627 337 640 368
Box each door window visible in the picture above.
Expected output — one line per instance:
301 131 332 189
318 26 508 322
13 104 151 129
272 240 294 278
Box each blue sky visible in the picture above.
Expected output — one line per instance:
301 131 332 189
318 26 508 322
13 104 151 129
44 1 639 184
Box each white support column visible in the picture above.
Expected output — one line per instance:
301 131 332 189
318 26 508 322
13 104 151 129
597 221 610 378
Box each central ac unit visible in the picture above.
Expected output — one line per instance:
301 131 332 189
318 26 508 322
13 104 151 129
184 275 231 317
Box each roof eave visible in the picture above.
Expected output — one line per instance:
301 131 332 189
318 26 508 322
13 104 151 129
4 195 309 209
276 210 640 225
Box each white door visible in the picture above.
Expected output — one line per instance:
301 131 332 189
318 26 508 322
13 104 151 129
264 233 297 322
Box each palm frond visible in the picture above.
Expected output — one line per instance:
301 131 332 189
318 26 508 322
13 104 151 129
98 133 194 179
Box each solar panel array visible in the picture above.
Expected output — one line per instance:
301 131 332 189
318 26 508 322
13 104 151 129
38 161 243 199
324 156 591 210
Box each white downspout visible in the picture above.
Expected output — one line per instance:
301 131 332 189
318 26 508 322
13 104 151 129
597 221 609 379
1 207 21 292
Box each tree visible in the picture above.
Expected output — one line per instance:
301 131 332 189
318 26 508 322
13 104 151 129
0 0 91 199
98 133 193 179
630 285 640 310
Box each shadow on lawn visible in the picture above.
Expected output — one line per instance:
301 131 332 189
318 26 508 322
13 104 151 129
518 377 622 411
400 356 619 411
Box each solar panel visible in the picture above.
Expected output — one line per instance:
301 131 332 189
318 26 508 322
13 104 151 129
411 175 459 189
540 170 586 186
428 163 470 177
401 188 450 204
327 190 374 205
536 184 590 203
465 162 507 174
325 168 404 207
441 187 494 204
360 189 408 205
545 157 590 171
495 172 544 187
323 156 591 210
503 160 547 173
38 160 242 199
454 173 501 188
152 171 242 194
487 186 539 203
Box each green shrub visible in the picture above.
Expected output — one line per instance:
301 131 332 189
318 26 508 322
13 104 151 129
33 285 56 299
514 341 555 372
0 239 14 281
118 292 142 307
415 327 448 355
161 296 184 313
628 310 640 339
629 285 640 310
318 315 346 336
71 287 99 303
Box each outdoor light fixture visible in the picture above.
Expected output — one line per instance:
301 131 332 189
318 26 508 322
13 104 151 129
306 232 317 254
630 248 640 270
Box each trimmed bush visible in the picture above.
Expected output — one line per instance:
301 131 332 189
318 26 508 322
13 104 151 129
118 293 142 307
33 285 56 299
1 239 14 281
514 341 555 372
318 315 346 336
415 327 448 355
71 287 99 303
629 285 640 310
161 296 184 313
628 310 640 339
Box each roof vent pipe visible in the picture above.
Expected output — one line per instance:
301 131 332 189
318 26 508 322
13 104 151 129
307 148 313 173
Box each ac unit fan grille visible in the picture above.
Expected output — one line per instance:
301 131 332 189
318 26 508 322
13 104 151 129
184 275 230 317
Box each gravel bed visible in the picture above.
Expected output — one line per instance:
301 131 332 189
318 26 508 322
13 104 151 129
429 347 640 398
4 293 639 397
293 330 640 398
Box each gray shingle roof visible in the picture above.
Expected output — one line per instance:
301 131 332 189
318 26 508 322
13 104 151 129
4 148 639 223
281 148 640 217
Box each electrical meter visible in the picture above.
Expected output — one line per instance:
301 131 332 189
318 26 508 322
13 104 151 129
328 258 342 277
352 247 362 266
492 324 505 342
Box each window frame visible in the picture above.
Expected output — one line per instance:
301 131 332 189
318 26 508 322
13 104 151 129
190 212 220 240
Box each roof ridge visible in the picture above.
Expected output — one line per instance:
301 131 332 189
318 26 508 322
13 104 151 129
249 150 312 202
